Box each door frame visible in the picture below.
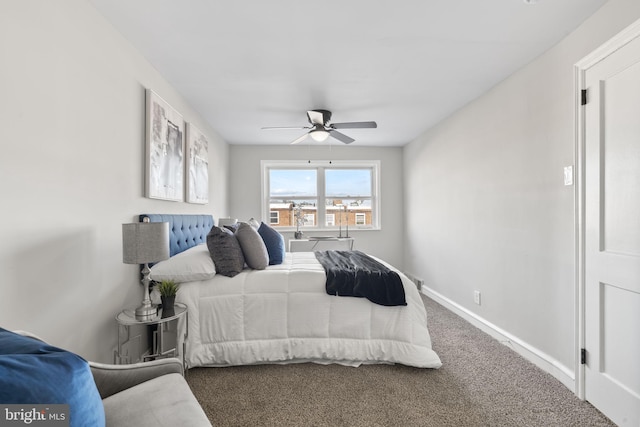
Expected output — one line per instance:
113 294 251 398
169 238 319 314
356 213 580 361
573 17 640 400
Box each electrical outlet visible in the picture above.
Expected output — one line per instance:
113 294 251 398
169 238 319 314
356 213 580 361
404 272 424 291
474 290 481 305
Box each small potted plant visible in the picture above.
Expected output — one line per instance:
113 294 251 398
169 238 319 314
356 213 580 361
294 204 304 239
157 280 179 318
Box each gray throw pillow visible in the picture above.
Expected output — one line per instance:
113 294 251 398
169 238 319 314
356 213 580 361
235 222 269 270
206 226 245 277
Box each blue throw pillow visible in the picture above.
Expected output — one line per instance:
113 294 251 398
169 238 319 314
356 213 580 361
258 222 285 265
0 328 105 427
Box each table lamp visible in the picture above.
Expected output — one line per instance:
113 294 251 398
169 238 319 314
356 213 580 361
122 218 170 320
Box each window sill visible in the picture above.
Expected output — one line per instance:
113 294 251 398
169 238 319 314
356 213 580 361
271 226 381 232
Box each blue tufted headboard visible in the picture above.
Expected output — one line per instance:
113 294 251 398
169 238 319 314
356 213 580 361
140 214 215 257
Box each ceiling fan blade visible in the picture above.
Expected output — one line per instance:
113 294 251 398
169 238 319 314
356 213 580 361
290 133 309 145
328 130 355 144
330 121 377 129
262 126 310 130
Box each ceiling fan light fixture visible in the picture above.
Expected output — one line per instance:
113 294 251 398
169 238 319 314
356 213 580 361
310 127 329 142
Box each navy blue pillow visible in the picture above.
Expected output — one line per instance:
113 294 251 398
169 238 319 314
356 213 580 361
258 222 285 265
0 328 105 427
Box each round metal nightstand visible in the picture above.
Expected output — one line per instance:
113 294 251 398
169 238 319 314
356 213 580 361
115 303 188 369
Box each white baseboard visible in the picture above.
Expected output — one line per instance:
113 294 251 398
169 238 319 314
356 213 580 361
422 286 576 393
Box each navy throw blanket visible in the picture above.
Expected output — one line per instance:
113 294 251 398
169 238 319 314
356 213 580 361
315 250 407 307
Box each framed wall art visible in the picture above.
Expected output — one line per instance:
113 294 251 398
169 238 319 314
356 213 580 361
186 123 209 204
145 89 184 201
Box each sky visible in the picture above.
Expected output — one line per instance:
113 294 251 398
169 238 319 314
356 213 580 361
270 169 372 198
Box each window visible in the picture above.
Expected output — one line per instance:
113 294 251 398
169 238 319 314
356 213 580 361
326 214 335 226
270 211 279 225
303 213 315 226
262 160 380 230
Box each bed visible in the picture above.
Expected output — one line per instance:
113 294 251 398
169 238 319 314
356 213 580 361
142 214 441 369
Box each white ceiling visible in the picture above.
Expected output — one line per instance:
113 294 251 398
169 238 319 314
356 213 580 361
89 0 607 147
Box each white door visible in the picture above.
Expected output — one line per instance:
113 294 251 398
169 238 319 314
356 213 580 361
583 32 640 426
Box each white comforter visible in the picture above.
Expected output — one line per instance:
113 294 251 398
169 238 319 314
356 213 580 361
177 252 441 368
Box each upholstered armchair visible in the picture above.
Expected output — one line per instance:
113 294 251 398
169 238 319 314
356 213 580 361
0 329 211 427
90 358 211 427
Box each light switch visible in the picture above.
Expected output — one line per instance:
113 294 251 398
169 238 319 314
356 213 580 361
564 166 573 186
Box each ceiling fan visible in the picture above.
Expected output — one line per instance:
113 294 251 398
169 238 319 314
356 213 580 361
262 109 377 145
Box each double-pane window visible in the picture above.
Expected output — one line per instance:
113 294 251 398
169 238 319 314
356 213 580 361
262 161 380 230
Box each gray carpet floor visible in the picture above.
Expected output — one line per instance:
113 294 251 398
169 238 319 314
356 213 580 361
186 295 614 426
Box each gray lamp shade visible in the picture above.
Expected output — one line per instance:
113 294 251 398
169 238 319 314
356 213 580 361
122 222 170 265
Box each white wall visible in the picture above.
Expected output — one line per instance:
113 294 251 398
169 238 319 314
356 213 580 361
0 0 229 362
403 0 640 383
229 144 405 268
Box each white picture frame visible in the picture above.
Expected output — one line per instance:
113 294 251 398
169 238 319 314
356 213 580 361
186 123 209 204
145 89 184 201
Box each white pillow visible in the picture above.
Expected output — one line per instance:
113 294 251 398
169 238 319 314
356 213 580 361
149 244 216 283
247 217 261 230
